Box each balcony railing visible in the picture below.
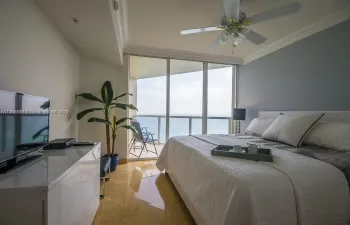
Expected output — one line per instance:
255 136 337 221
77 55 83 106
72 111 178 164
135 115 232 144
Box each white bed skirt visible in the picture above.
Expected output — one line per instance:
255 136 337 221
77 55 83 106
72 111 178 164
166 171 207 225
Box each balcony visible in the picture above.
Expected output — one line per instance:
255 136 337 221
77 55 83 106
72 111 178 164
128 115 232 159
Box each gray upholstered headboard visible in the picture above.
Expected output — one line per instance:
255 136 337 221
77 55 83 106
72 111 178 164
258 111 350 123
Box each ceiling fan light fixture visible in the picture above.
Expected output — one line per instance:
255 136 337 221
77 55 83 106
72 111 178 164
233 35 245 47
222 30 231 38
219 36 229 45
219 30 232 45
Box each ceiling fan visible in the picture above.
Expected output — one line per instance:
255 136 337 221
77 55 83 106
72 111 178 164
180 0 301 52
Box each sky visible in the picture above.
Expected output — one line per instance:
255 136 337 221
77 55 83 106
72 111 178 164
137 67 232 117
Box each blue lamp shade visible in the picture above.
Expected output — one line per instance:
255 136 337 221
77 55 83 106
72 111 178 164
232 108 246 120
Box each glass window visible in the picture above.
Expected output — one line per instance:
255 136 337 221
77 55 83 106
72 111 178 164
207 63 233 134
191 118 202 135
170 59 203 137
207 119 230 134
131 56 167 116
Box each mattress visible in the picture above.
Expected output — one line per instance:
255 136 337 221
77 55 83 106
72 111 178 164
156 134 350 225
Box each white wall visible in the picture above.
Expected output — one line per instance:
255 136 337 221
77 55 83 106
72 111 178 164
0 0 80 139
0 0 136 160
78 55 130 159
129 79 137 118
115 55 130 159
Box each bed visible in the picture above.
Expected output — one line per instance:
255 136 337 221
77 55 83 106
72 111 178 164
156 111 350 225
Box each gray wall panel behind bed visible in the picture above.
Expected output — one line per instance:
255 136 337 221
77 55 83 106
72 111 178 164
238 19 350 130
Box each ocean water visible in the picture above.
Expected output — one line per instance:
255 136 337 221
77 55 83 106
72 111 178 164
135 116 229 144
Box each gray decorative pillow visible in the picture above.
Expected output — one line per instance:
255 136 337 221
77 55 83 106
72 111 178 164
304 122 350 152
245 118 275 137
261 113 324 147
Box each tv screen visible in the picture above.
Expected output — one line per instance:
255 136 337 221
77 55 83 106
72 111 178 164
0 90 49 163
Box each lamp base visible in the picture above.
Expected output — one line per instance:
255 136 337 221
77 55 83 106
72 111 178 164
234 120 242 134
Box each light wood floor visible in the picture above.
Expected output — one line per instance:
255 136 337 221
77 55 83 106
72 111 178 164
92 161 195 225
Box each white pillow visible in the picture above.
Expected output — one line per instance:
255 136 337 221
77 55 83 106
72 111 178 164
261 113 324 146
245 118 275 137
304 122 350 151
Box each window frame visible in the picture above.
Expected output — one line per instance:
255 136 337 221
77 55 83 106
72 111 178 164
130 54 237 141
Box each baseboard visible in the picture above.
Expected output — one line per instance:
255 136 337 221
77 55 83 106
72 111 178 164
119 158 128 164
128 157 158 162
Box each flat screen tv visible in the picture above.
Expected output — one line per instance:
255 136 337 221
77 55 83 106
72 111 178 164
0 90 49 171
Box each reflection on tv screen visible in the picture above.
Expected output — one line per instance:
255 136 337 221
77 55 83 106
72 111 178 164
0 91 49 162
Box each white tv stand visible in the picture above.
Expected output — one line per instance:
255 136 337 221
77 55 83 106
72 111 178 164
0 143 101 225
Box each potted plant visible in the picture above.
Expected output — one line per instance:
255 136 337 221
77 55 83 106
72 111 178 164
76 81 138 171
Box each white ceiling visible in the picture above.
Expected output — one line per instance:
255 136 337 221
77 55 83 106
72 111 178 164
33 0 350 66
127 0 350 64
35 0 126 66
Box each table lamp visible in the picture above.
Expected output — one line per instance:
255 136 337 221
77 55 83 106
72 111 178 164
232 108 246 133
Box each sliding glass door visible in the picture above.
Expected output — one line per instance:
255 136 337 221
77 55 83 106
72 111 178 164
130 55 235 159
131 56 167 149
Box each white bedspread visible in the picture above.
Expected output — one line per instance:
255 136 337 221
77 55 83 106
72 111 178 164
156 134 350 225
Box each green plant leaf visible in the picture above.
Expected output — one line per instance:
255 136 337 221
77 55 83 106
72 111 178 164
110 103 138 111
113 93 133 101
103 87 107 104
113 115 117 125
101 81 113 105
87 117 111 124
111 103 127 110
120 125 137 134
126 104 138 111
115 117 133 126
77 108 103 120
76 93 103 103
112 115 117 131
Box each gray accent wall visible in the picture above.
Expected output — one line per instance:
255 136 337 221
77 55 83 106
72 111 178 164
238 19 350 129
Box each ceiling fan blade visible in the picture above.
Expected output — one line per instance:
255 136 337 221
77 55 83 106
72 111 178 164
207 34 223 52
249 1 301 25
181 26 219 35
223 0 240 20
246 30 267 45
